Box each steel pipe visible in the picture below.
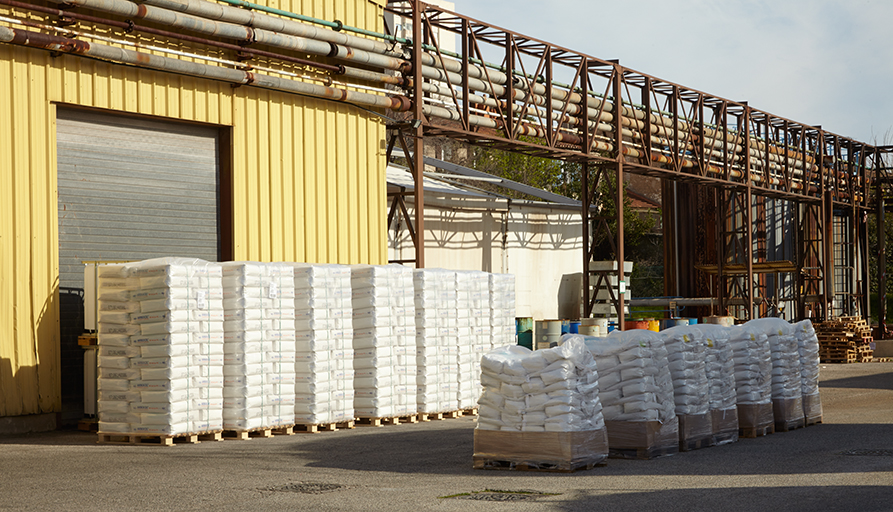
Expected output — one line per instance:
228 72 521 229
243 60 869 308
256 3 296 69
0 25 411 111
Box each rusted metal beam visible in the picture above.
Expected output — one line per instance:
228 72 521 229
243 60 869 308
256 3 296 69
411 0 425 268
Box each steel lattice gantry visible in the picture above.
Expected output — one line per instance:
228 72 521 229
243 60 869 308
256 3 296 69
387 0 890 329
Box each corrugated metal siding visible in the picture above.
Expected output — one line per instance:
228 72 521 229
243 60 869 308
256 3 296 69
56 108 221 282
0 0 387 418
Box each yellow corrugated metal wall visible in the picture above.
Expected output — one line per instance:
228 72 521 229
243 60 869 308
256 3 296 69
0 0 387 418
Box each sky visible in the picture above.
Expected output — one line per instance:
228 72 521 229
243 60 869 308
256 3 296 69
452 0 893 146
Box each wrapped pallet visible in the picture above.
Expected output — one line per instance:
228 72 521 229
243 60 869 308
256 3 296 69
489 273 516 350
97 258 225 440
467 271 491 409
659 325 712 451
728 323 774 435
414 269 460 416
747 318 805 432
794 319 823 425
473 340 608 471
456 271 477 411
220 262 296 433
352 264 418 421
567 330 678 459
292 264 354 427
694 324 739 445
389 264 418 418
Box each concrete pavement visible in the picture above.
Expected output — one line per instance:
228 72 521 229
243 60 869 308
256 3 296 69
1 362 891 511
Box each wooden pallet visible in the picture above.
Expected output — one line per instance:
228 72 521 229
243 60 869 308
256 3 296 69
805 415 823 427
608 446 679 460
97 430 223 446
418 412 444 422
739 423 775 438
355 416 402 427
680 436 714 452
775 417 806 433
820 355 858 364
78 419 98 432
77 334 97 346
417 410 472 422
222 424 294 440
473 457 606 472
815 317 873 361
712 431 739 446
294 423 338 433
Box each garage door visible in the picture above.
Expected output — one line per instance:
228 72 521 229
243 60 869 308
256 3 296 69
56 108 222 424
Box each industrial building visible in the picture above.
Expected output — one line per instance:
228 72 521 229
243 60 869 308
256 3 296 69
0 0 391 431
0 0 889 434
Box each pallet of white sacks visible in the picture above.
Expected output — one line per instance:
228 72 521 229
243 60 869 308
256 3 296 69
97 430 224 446
221 425 295 440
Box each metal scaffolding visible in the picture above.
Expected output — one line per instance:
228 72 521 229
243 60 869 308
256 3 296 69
387 0 892 328
4 0 889 328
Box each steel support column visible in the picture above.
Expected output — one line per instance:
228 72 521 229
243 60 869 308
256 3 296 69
613 65 625 331
582 161 591 318
744 106 755 320
823 190 835 317
411 0 426 268
879 178 887 337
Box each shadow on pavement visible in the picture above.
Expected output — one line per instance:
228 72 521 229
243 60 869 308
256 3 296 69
554 485 893 512
294 424 476 475
292 421 893 477
0 429 97 446
821 371 893 391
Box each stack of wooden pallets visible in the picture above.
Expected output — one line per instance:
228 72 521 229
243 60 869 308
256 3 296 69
815 316 874 363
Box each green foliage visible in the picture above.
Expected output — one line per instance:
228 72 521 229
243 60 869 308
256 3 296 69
472 139 578 200
867 211 893 321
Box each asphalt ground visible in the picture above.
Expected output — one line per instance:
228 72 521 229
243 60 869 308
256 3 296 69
1 362 891 512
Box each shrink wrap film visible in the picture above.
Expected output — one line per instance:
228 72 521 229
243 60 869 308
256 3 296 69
473 429 608 471
604 417 680 459
737 402 774 431
711 407 740 445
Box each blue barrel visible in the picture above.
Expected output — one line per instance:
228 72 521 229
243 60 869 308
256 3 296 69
560 320 571 334
569 322 581 334
660 318 690 330
686 317 699 325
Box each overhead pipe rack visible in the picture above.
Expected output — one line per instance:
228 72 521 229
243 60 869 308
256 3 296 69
1 0 891 328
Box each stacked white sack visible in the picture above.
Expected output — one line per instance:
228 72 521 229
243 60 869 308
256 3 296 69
221 262 296 431
489 273 516 350
352 265 401 418
476 340 604 432
414 269 459 414
658 326 710 416
97 258 225 436
456 271 478 410
293 264 354 425
694 324 738 412
795 320 820 396
97 264 142 434
794 319 822 419
389 264 417 417
746 318 802 401
728 324 772 405
569 330 676 423
467 271 491 409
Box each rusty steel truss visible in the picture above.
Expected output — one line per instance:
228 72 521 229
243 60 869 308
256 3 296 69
388 0 893 329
